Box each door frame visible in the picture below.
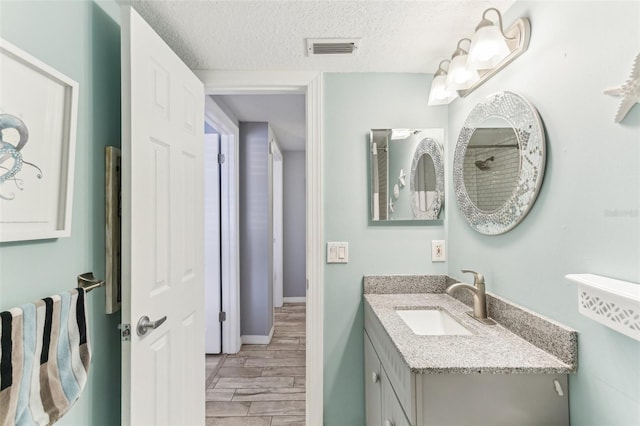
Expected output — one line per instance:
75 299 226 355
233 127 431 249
203 132 222 354
271 139 284 309
204 96 241 354
196 70 324 425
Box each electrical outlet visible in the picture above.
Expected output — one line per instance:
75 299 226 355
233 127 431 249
431 240 446 262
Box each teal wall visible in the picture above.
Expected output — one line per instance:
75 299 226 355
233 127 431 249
323 73 448 425
0 1 122 424
323 3 640 425
447 1 640 425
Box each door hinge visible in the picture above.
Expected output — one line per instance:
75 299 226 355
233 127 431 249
218 153 225 164
118 323 131 341
219 311 226 322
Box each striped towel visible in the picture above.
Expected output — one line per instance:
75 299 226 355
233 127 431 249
0 288 91 426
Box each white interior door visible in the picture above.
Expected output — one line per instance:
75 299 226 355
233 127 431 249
272 143 284 308
121 6 205 425
204 133 221 354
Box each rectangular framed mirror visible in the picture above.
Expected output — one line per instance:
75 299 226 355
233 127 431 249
370 128 445 222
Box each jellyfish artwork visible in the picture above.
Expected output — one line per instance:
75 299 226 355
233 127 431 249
0 113 43 200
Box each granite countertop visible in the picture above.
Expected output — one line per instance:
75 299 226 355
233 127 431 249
365 292 575 375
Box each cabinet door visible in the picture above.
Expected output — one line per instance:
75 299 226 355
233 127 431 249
419 373 569 425
364 332 382 426
381 370 411 426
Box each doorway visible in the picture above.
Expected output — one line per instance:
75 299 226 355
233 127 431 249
208 93 306 348
202 94 308 422
197 71 324 424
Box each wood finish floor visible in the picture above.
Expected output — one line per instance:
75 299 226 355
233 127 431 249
205 303 306 426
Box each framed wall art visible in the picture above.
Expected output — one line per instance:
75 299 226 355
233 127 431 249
0 38 79 242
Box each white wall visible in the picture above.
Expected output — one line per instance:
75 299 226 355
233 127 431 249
447 2 640 424
283 151 306 298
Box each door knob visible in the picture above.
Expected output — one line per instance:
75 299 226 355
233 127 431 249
371 371 380 384
137 315 167 336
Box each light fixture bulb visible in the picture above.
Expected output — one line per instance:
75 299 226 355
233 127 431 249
445 49 480 90
467 8 514 71
447 38 480 90
427 60 458 105
468 24 511 69
428 74 457 105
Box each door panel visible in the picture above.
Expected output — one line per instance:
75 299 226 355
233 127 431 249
122 5 205 425
150 140 170 292
149 333 171 424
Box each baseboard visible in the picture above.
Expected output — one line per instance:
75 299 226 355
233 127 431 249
241 325 274 345
283 297 306 303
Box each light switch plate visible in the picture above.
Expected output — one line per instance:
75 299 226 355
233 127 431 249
327 242 348 263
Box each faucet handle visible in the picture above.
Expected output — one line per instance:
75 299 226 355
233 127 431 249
461 269 485 286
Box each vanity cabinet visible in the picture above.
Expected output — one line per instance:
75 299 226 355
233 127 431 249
365 331 411 426
364 303 570 426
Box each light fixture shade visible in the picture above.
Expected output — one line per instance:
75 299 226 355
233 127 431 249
445 53 479 90
468 25 511 70
428 74 457 105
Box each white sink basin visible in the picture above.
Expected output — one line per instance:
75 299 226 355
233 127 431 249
396 309 472 336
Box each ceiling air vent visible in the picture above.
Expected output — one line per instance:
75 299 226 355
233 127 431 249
306 38 361 56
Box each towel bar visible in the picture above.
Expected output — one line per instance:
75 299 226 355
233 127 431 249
77 272 105 293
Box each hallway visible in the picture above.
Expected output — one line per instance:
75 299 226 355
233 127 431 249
205 303 306 425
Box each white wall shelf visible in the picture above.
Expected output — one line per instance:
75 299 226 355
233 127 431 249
566 274 640 342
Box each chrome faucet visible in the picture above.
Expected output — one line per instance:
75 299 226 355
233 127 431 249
446 270 496 325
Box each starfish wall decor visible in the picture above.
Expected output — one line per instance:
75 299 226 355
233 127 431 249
603 53 640 123
398 168 406 188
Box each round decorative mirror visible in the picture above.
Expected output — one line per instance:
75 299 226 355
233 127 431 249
453 91 545 235
410 137 444 219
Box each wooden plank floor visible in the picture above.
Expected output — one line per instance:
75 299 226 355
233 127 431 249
206 303 306 426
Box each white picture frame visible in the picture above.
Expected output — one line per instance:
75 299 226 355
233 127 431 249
0 38 79 242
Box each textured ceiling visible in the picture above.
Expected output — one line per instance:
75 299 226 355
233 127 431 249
133 1 515 152
213 94 306 151
131 0 515 73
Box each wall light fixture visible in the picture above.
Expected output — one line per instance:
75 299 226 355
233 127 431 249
467 8 513 69
446 39 480 90
427 8 530 105
427 60 458 106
